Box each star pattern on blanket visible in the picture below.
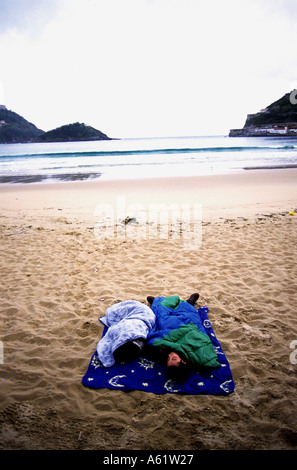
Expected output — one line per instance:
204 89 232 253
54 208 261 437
91 355 103 369
138 358 155 370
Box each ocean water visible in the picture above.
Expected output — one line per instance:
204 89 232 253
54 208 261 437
0 135 297 184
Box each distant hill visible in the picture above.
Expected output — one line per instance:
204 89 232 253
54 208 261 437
0 106 112 143
229 91 297 137
0 106 44 143
35 122 111 142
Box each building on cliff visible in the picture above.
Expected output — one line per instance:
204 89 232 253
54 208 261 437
229 91 297 137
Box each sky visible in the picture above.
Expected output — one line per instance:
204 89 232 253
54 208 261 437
0 0 297 138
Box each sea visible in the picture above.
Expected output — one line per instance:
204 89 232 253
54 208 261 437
0 135 297 184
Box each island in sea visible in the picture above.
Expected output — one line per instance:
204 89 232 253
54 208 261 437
0 105 111 143
229 91 297 137
34 122 111 142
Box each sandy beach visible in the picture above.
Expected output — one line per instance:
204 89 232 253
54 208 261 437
1 168 297 451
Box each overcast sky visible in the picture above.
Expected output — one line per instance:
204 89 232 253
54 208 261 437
0 0 297 138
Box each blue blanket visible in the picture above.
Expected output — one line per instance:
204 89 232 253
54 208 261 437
82 303 235 395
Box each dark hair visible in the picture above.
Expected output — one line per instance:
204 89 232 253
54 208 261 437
114 338 145 363
166 362 191 382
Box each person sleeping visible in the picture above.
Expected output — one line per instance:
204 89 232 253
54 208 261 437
146 293 220 382
96 300 155 367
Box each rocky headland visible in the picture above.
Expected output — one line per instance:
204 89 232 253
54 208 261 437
229 91 297 137
0 106 44 143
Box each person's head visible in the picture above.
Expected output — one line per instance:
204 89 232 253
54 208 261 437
167 351 186 368
166 351 191 382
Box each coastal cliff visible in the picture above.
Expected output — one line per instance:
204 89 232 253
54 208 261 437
0 106 44 143
229 91 297 137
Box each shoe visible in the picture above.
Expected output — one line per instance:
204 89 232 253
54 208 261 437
187 293 199 305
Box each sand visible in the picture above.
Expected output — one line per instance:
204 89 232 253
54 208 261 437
0 169 297 451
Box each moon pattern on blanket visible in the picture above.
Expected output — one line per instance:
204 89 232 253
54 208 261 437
108 375 127 387
220 380 233 393
164 379 180 393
